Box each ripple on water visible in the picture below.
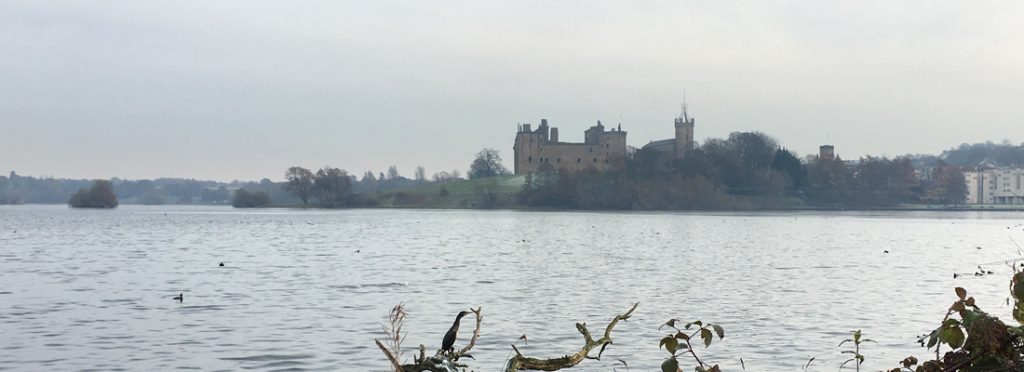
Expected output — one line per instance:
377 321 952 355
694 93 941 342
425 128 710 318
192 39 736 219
2 206 1022 371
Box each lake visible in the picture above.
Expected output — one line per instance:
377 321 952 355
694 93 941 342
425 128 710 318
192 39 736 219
1 205 1022 371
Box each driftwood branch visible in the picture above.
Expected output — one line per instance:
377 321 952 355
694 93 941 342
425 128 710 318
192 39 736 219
376 339 402 372
503 302 639 371
456 307 483 356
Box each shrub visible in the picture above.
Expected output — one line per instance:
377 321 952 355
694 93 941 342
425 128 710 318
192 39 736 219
231 189 271 208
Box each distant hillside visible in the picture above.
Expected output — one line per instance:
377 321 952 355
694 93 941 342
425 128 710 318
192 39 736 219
940 141 1024 168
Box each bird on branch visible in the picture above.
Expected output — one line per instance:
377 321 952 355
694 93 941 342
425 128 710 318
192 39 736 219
441 310 471 355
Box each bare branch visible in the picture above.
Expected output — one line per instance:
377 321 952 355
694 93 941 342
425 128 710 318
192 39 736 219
456 306 483 357
375 339 402 372
503 302 639 371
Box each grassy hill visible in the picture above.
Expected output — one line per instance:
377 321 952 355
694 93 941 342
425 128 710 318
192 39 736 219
369 175 526 209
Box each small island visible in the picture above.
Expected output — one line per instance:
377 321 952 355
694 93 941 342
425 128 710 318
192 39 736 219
68 180 119 208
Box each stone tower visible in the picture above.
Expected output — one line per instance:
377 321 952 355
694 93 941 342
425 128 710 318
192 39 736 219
819 145 835 161
673 103 695 159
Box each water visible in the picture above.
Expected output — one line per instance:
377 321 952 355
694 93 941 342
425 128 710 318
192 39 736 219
1 205 1022 371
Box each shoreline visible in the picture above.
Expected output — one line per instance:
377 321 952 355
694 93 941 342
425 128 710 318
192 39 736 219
7 203 1024 213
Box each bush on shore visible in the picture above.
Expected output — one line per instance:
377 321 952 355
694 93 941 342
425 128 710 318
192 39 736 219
68 180 119 209
231 189 272 208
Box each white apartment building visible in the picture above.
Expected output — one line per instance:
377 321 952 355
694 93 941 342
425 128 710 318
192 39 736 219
965 168 1024 204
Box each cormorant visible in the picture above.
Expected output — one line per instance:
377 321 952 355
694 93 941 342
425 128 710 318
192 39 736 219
173 293 183 302
441 310 471 355
219 262 224 267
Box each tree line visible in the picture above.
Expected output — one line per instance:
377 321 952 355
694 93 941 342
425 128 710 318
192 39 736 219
4 140 1015 209
272 149 508 208
519 132 970 210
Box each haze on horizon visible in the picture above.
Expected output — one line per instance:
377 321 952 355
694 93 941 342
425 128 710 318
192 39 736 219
2 1 1022 182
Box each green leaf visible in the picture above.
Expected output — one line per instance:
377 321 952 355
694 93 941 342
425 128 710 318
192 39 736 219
661 357 679 372
940 326 965 349
926 331 939 349
840 358 854 370
955 287 966 300
711 324 725 339
701 328 713 347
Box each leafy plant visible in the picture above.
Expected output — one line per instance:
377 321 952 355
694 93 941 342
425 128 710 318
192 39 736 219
839 330 875 371
658 319 725 372
894 282 1021 372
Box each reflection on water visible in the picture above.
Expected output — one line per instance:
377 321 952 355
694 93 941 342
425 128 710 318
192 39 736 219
1 205 1022 371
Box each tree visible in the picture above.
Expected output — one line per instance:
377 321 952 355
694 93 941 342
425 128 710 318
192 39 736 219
284 166 315 206
770 148 808 189
232 189 271 208
68 180 119 208
468 148 507 179
361 171 377 184
387 165 400 180
202 185 231 204
415 166 426 182
314 166 352 208
925 161 967 204
433 171 453 182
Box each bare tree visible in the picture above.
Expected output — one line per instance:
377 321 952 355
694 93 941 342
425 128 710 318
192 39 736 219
387 165 400 180
415 166 426 182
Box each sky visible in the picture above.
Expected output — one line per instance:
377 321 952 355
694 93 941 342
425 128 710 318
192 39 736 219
2 1 1022 181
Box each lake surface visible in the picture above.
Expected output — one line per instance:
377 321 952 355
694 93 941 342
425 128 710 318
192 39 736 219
1 205 1023 371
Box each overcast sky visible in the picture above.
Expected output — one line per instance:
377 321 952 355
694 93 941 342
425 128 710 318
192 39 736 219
2 1 1022 181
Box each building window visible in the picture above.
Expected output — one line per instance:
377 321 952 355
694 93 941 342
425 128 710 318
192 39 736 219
556 158 561 163
528 156 532 162
577 158 581 163
589 147 593 153
593 158 597 163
